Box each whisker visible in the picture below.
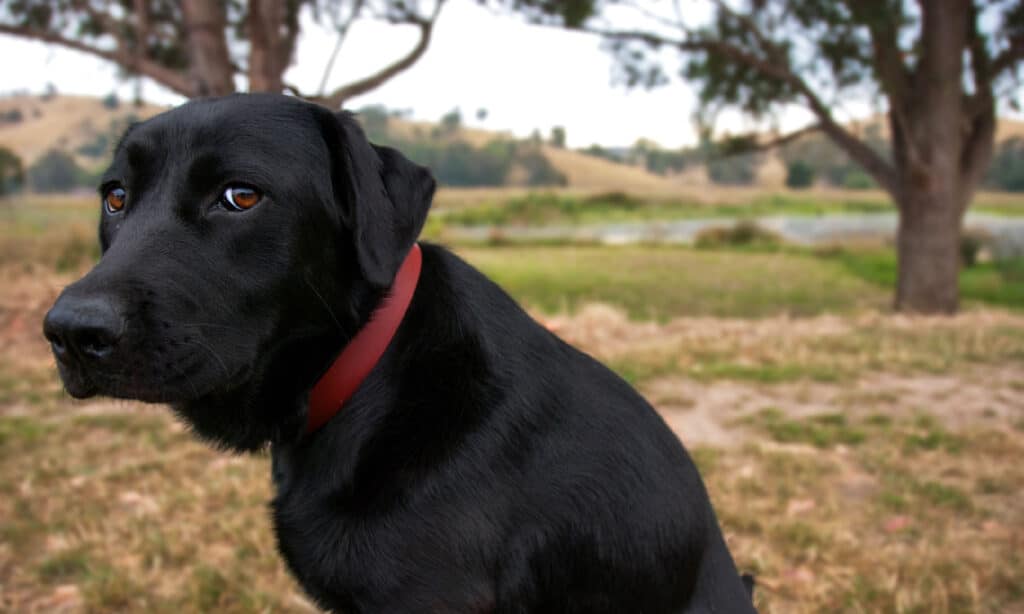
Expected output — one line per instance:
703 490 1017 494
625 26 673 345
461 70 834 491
305 277 344 333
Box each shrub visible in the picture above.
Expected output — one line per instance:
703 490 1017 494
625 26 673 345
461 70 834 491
842 169 876 190
0 146 23 196
786 160 815 188
0 108 23 124
960 227 993 268
101 92 120 110
27 150 87 193
694 220 783 248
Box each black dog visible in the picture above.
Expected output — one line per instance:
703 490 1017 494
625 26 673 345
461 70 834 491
43 94 755 613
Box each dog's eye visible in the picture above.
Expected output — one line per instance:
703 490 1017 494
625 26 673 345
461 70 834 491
103 186 126 213
221 185 262 211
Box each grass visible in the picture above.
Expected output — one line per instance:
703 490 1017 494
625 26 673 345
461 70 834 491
436 190 1024 226
824 246 1024 310
456 244 890 319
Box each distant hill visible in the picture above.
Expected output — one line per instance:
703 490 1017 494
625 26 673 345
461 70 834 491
0 95 166 172
3 95 1023 193
0 94 681 192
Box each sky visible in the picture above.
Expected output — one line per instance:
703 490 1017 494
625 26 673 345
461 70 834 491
0 0 955 149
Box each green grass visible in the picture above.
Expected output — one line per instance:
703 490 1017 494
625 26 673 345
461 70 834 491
437 191 1024 226
456 244 889 319
825 247 1024 310
747 408 867 448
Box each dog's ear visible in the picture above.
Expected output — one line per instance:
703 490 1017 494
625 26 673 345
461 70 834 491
320 109 435 287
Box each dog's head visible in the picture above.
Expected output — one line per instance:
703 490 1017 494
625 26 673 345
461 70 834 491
42 94 435 450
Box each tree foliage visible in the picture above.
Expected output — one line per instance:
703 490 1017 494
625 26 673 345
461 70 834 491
987 137 1024 191
0 0 448 108
356 106 566 187
0 146 24 196
26 150 87 193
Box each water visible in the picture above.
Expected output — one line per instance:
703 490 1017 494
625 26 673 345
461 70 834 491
445 212 1024 257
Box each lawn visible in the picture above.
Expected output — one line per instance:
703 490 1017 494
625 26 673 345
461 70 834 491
456 244 1024 318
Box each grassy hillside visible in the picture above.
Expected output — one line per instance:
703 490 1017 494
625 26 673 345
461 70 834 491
0 95 166 171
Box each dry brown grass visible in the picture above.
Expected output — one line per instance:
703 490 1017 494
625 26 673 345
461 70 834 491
2 264 1022 612
0 95 166 170
2 201 1023 612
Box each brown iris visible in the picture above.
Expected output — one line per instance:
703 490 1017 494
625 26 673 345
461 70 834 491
104 186 126 213
222 185 262 211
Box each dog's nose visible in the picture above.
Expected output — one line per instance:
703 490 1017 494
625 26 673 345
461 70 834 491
43 294 124 363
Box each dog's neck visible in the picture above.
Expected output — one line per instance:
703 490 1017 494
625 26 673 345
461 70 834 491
306 244 423 433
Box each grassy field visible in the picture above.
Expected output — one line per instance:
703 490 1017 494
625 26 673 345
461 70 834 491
435 190 1024 224
2 193 1023 612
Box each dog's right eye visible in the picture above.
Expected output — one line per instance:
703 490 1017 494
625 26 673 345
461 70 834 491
220 185 262 211
103 187 127 213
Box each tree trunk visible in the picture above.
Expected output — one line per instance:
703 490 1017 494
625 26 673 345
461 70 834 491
889 0 970 315
247 0 287 93
894 183 965 314
181 0 235 97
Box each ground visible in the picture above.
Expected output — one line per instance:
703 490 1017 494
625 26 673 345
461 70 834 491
1 197 1022 612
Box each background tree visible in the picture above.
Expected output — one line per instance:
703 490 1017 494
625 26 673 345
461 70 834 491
27 150 86 193
550 125 566 148
0 146 24 196
0 0 447 108
495 0 1024 313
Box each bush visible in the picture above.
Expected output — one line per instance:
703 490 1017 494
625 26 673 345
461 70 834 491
694 220 783 249
841 169 876 190
986 137 1024 192
0 146 24 196
0 108 23 124
786 160 815 188
960 228 993 268
102 92 120 110
27 150 88 193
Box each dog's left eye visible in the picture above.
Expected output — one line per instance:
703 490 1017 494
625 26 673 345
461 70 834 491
220 185 262 211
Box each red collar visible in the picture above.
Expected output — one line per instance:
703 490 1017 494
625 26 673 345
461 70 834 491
306 244 422 434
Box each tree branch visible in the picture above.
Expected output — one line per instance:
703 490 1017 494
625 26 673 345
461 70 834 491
318 0 446 109
591 26 900 196
710 123 822 158
317 0 367 96
990 34 1024 77
0 23 192 95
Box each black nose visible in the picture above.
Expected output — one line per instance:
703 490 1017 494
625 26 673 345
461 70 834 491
43 294 124 362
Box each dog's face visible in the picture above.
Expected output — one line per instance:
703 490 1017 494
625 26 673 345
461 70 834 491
42 94 434 450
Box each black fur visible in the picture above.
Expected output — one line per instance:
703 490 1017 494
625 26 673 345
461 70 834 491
43 93 756 613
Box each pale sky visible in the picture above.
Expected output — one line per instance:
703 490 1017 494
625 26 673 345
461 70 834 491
0 0 989 149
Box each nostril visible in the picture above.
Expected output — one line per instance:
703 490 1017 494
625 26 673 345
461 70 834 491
43 293 124 363
78 328 118 359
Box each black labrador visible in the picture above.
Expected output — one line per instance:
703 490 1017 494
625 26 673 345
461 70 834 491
43 94 756 613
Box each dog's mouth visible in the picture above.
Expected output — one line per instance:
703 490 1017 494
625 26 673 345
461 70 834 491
51 340 251 404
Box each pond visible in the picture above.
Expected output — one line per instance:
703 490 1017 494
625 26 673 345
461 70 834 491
445 212 1024 258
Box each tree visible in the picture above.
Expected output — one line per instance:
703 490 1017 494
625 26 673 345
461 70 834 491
550 126 566 148
495 0 1024 314
987 137 1024 192
786 160 814 189
0 0 448 109
0 146 24 196
27 150 84 193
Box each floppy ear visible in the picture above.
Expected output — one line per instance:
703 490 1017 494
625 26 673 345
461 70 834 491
321 110 435 288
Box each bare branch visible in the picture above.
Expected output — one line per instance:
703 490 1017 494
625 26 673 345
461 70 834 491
317 0 367 96
709 123 823 159
590 26 899 195
0 23 192 95
318 0 446 109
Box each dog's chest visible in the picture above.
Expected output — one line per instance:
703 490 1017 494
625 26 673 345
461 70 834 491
269 455 498 612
